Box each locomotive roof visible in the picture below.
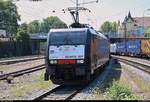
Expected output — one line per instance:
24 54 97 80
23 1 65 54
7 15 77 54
97 32 108 40
50 28 88 32
49 28 108 40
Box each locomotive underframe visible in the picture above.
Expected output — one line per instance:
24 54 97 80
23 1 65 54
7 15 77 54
45 64 91 85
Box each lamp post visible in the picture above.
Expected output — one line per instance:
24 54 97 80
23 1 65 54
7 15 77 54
143 8 150 37
123 21 127 53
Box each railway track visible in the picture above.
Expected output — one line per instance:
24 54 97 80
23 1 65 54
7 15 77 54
34 85 85 100
33 68 107 100
33 62 109 100
113 56 150 74
0 64 45 80
32 59 111 100
0 56 44 65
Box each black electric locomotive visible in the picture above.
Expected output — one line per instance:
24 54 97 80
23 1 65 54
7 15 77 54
44 27 110 85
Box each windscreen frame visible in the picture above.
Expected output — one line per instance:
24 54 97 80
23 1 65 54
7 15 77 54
49 30 87 45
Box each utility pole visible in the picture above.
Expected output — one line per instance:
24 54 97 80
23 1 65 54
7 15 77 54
76 0 79 23
123 22 127 53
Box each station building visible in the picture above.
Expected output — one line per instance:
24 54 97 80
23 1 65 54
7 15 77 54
118 11 150 38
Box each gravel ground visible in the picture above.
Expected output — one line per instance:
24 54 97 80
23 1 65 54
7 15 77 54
119 62 150 99
0 58 149 100
0 69 55 100
72 59 114 100
0 59 44 75
72 58 150 100
120 62 150 83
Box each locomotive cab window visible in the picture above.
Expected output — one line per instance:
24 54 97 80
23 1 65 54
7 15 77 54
50 31 87 45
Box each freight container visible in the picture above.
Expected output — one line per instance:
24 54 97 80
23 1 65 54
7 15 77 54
110 43 116 54
141 39 150 57
116 42 126 55
126 39 141 56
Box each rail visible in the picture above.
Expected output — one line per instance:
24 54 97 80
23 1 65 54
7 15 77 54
33 59 111 100
113 56 150 74
0 64 45 80
34 85 85 100
0 56 44 65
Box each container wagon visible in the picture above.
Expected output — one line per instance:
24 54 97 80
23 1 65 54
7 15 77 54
126 39 141 56
141 39 150 57
116 42 126 55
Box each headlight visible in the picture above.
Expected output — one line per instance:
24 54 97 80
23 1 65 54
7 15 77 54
77 60 84 64
50 60 54 64
50 60 57 64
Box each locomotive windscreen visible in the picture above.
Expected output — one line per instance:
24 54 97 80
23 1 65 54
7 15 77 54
49 31 87 60
49 31 87 45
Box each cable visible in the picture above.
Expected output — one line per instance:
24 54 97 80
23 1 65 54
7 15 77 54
69 0 76 4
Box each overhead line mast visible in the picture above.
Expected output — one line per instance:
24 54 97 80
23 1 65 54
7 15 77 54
66 0 99 25
76 0 79 23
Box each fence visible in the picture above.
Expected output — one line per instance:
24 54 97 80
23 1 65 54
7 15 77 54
0 38 32 58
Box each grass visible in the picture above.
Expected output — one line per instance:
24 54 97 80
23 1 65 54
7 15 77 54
90 60 140 100
0 66 10 72
92 79 140 100
105 80 139 100
8 70 52 99
92 79 139 100
90 61 122 100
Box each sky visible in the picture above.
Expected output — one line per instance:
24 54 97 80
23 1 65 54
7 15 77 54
15 0 150 30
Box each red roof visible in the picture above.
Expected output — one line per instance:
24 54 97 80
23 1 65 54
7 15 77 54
134 17 150 27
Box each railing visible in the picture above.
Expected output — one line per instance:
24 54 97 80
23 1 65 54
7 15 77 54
29 33 47 40
103 32 150 39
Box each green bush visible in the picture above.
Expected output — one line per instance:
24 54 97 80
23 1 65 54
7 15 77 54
106 80 138 100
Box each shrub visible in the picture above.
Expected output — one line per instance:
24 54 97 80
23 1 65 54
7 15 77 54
106 80 138 100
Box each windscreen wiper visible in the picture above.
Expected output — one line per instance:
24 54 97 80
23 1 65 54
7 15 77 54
63 34 69 44
63 34 75 45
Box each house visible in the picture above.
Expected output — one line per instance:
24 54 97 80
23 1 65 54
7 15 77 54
118 11 150 38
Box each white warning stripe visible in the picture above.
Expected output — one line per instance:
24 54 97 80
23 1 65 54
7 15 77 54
49 45 85 59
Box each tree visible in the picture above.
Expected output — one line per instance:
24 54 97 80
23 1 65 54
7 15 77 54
15 24 31 56
40 16 67 33
27 20 40 33
146 27 150 37
111 22 118 33
100 21 112 33
27 16 67 33
20 23 28 31
100 21 118 33
0 0 20 36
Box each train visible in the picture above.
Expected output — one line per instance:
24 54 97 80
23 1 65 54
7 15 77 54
44 27 110 85
110 38 150 58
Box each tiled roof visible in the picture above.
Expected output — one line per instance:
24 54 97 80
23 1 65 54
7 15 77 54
134 17 150 27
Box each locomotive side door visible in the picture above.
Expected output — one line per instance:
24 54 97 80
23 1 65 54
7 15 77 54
91 35 98 74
